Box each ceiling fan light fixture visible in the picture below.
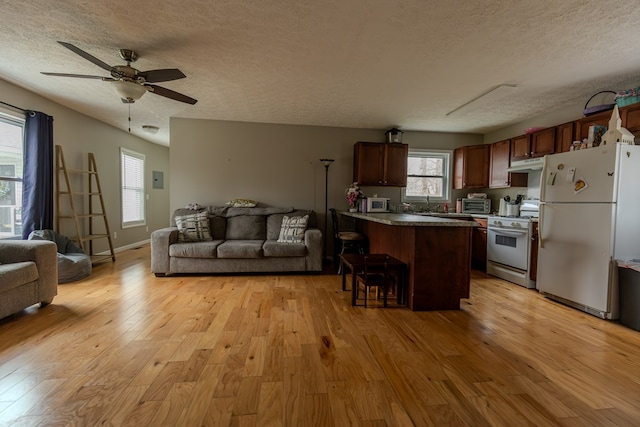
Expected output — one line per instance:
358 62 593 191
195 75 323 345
142 125 159 134
111 80 146 102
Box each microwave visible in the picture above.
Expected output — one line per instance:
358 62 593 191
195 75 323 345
461 198 491 214
366 197 391 212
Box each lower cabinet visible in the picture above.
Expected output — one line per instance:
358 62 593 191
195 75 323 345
530 222 539 282
471 218 488 271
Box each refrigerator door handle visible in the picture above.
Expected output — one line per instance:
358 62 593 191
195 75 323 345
540 155 548 202
539 203 544 248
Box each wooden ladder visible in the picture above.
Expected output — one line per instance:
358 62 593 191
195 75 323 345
55 145 115 264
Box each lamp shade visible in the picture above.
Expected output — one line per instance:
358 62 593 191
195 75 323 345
112 80 147 102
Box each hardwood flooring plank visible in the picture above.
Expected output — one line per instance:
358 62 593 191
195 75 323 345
256 381 283 426
0 247 638 425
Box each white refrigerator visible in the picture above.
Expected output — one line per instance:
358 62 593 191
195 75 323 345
538 144 640 319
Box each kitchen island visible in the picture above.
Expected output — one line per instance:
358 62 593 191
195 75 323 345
341 212 477 311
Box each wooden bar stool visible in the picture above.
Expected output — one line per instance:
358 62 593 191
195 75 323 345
329 208 366 274
355 255 394 308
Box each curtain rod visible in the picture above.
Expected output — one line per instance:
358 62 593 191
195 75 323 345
0 100 27 113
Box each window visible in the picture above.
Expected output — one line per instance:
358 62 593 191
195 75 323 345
0 111 25 239
120 148 145 228
402 149 451 203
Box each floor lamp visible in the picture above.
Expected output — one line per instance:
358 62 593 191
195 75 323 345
320 158 334 262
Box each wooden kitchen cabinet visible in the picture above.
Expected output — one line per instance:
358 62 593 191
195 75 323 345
621 102 640 135
511 128 555 161
529 221 539 282
510 134 531 161
489 139 528 188
453 144 489 189
555 121 576 153
353 142 408 186
471 217 488 271
575 110 611 141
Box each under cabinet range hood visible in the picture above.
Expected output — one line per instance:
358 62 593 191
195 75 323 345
507 156 544 172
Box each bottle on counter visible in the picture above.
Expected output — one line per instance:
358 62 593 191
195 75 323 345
444 202 449 213
456 198 462 213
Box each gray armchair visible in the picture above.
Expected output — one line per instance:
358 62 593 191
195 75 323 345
0 240 58 319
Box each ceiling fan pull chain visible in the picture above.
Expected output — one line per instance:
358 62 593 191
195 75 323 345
128 103 131 133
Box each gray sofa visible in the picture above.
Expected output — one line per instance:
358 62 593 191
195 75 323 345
0 240 58 319
151 206 323 276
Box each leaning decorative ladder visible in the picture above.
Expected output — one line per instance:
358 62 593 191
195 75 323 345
55 145 115 264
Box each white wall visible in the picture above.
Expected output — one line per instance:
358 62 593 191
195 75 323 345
0 78 170 252
170 118 483 235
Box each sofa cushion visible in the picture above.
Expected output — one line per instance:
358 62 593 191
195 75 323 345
267 210 316 240
175 211 212 242
210 216 227 240
263 241 307 257
0 262 38 292
277 215 309 243
225 215 266 240
169 240 224 258
217 240 264 259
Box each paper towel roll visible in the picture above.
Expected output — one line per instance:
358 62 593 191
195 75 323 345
499 199 507 216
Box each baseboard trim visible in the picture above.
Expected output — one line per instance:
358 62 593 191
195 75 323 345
94 239 150 256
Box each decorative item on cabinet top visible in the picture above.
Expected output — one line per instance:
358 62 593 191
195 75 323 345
583 90 617 117
385 127 403 143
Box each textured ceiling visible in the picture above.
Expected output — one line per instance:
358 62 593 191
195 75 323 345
1 0 640 146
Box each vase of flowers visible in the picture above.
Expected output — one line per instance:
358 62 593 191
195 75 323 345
345 182 363 212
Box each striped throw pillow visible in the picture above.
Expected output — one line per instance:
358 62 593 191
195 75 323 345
277 215 309 243
175 211 212 242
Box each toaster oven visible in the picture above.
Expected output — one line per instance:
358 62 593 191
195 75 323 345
461 198 491 214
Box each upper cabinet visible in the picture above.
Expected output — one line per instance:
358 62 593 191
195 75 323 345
511 128 556 162
621 103 640 135
454 144 489 189
576 109 611 141
353 142 408 186
555 121 575 153
489 139 528 188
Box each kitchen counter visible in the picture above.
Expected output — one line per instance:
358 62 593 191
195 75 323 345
342 211 474 311
341 211 478 227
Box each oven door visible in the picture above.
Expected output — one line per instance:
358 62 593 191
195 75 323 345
487 226 529 271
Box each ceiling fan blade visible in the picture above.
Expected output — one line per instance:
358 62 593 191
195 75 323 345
57 41 114 73
138 69 186 83
145 84 198 105
41 72 114 80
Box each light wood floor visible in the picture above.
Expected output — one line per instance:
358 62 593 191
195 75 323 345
1 246 639 426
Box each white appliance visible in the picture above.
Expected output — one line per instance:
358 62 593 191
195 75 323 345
538 144 640 319
461 198 491 214
519 199 540 218
366 197 391 212
506 156 544 172
487 216 535 288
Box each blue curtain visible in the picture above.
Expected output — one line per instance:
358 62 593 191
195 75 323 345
21 111 54 239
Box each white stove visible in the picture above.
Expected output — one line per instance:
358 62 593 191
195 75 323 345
486 212 536 289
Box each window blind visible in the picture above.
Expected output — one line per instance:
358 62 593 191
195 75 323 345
120 148 145 227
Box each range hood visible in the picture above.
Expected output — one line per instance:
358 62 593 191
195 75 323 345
507 156 544 172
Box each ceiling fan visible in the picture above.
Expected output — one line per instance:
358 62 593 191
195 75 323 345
41 41 197 105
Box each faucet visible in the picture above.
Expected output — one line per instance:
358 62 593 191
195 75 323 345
425 196 431 213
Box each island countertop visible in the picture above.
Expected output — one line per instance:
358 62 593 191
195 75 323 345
344 210 475 311
340 211 478 227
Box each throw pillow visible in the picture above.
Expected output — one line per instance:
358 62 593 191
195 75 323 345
277 215 309 243
226 198 257 208
175 211 213 242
